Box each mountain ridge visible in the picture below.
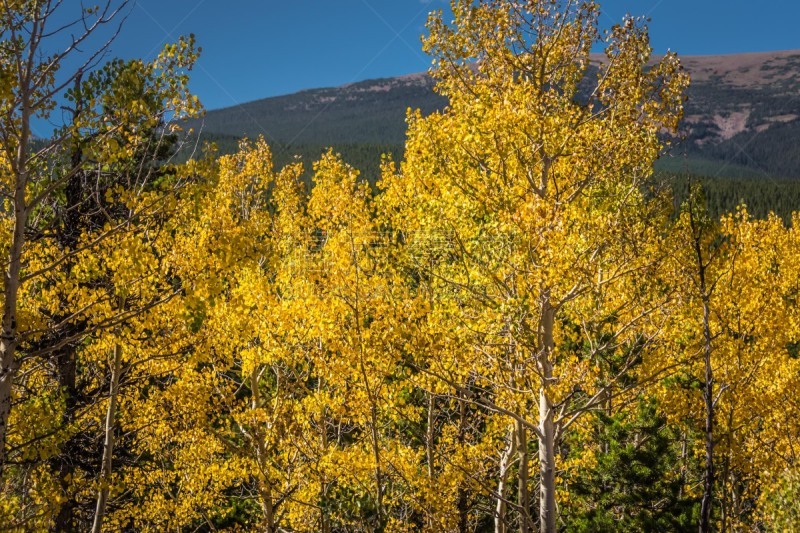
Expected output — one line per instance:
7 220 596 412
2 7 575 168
189 50 800 179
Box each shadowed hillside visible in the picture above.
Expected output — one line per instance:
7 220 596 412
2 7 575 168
189 73 443 146
188 51 800 179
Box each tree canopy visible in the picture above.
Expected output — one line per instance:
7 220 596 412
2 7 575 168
2 1 799 532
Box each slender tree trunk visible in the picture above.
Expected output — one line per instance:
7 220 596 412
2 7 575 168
426 393 436 480
349 234 384 530
695 224 715 533
679 431 688 500
730 472 741 530
51 338 81 532
516 419 531 533
457 396 469 533
0 227 23 474
368 401 384 530
720 409 735 533
53 103 87 532
699 302 714 533
538 299 557 533
0 115 30 476
538 391 556 533
250 368 276 533
495 425 517 533
91 341 123 533
720 454 730 532
259 478 275 532
320 411 331 533
426 392 437 529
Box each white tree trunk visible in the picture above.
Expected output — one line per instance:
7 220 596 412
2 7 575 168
0 121 30 475
495 425 517 533
250 368 276 532
91 342 123 533
538 300 557 533
517 419 531 533
538 389 556 533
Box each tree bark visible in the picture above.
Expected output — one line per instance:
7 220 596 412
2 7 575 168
368 400 384 529
538 299 557 533
91 341 123 533
320 407 331 533
516 419 531 533
250 368 276 533
692 207 715 533
699 290 714 533
0 215 24 475
495 425 517 533
0 101 31 476
426 392 437 529
457 396 469 533
51 335 81 533
426 393 436 480
538 391 557 533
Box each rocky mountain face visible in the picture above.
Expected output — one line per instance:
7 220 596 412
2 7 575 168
675 51 800 178
191 50 800 178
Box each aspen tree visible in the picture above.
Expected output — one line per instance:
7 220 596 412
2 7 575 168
381 1 687 530
305 151 419 531
0 0 129 477
661 203 800 530
1 3 200 527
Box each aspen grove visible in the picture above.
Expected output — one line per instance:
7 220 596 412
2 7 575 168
2 1 800 531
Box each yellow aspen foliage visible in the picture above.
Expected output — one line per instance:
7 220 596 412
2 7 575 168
5 2 800 531
380 1 688 529
117 139 305 530
1 4 202 526
660 203 800 529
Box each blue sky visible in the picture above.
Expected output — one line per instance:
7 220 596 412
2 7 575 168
46 1 800 112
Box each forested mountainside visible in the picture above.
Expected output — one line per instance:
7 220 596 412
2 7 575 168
191 72 442 145
675 51 800 178
191 51 800 179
